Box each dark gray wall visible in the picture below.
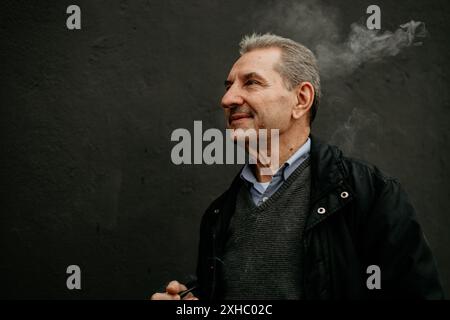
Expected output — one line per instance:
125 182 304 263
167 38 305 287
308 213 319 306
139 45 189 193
1 0 449 299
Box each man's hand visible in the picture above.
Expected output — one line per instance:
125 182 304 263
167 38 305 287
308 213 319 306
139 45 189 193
150 280 199 300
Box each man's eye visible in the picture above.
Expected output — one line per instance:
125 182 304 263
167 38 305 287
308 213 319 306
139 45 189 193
245 79 260 86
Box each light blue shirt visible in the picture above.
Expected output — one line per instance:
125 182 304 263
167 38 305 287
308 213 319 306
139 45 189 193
240 137 311 206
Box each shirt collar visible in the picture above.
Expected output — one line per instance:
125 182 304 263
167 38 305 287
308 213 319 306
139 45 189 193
240 137 311 185
282 137 311 180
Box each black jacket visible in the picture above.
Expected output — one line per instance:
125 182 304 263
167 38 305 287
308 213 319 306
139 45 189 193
193 135 444 300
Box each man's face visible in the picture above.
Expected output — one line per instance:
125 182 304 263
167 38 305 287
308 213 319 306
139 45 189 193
221 47 297 134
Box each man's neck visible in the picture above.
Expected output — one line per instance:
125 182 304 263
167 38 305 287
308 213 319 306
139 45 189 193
253 131 310 183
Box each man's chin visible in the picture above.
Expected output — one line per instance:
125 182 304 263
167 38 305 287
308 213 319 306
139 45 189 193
227 126 258 143
228 119 254 130
228 124 251 130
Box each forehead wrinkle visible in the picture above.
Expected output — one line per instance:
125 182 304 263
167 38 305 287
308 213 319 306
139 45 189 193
226 49 283 83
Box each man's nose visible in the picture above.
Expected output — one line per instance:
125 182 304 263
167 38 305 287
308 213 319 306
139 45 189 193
221 85 244 109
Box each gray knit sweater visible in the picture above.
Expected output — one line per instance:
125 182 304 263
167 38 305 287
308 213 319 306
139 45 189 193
221 157 311 300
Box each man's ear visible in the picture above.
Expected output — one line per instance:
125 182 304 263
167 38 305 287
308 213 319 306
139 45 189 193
292 82 314 120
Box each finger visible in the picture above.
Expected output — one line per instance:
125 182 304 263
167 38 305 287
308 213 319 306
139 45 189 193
181 292 194 300
150 292 180 300
166 280 187 294
181 292 198 300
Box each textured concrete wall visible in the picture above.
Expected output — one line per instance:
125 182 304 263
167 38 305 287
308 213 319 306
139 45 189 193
1 0 449 298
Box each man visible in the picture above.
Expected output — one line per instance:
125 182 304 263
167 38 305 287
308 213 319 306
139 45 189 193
152 33 443 300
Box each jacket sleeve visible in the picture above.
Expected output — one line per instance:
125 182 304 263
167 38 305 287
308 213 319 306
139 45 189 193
362 177 444 299
193 209 210 300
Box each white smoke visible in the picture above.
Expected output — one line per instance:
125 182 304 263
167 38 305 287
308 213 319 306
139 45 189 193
329 108 382 154
317 20 427 78
253 0 427 79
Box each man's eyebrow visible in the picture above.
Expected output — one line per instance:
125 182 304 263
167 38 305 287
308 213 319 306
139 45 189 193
243 72 265 80
224 72 266 87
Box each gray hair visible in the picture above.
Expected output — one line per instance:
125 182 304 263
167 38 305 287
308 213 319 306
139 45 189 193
239 33 321 124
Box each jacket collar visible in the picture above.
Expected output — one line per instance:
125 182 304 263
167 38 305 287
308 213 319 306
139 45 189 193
309 134 347 203
306 134 353 231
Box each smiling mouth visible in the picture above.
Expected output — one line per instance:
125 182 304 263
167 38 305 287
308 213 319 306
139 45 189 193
229 113 253 123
